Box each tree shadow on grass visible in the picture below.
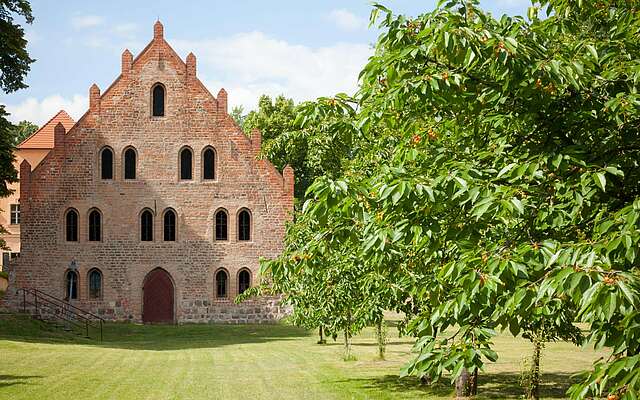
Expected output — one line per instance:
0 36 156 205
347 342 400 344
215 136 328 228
476 372 577 399
333 372 578 399
323 341 413 347
0 316 314 351
0 374 43 389
96 322 314 351
330 375 453 398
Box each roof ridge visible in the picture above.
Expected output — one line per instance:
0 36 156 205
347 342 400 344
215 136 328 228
17 110 75 149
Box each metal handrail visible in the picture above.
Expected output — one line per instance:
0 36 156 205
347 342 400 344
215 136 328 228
19 287 104 341
27 287 105 321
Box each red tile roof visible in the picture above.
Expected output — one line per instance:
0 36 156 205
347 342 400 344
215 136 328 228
17 110 75 149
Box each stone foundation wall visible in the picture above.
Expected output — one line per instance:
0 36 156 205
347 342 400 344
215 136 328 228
180 296 289 324
3 282 289 324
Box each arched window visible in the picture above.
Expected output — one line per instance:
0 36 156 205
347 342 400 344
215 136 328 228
203 147 215 180
88 269 102 299
215 270 228 298
238 269 251 295
215 209 228 241
163 209 176 241
152 84 165 117
141 209 153 241
124 147 136 180
65 209 78 242
65 270 78 300
238 209 251 241
88 209 101 241
100 147 113 180
180 148 193 180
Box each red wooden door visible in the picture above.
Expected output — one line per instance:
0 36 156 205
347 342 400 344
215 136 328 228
142 269 174 323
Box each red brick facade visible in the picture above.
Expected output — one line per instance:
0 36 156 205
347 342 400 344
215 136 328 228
5 21 294 323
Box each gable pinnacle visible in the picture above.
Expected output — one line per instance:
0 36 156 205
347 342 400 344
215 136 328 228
89 84 101 111
122 49 133 76
186 52 196 77
154 20 164 40
217 88 228 115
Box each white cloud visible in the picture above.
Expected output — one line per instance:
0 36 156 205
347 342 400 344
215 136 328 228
1 94 88 125
112 23 138 38
71 15 104 29
64 20 142 54
172 32 371 111
2 31 371 122
328 9 367 32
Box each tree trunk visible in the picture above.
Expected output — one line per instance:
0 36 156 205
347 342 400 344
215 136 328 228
455 367 478 398
317 326 326 344
528 338 542 400
376 319 386 359
343 329 353 360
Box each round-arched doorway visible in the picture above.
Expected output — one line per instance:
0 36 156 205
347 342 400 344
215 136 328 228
142 268 175 323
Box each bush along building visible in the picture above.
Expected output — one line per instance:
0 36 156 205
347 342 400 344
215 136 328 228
4 21 294 323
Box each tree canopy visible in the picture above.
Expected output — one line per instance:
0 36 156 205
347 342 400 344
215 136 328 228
247 1 640 398
240 94 356 200
10 119 37 145
0 0 34 198
0 0 34 93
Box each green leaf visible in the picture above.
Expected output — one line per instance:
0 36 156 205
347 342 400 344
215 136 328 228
481 348 498 362
464 47 476 68
604 166 624 177
454 176 468 190
497 163 516 179
550 60 561 77
618 281 638 306
572 61 584 75
586 44 598 62
593 173 606 192
546 251 560 268
472 199 493 220
510 197 524 214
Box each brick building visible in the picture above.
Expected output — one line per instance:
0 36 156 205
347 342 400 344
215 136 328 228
5 21 294 323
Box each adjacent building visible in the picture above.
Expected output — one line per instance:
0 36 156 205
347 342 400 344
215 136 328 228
0 111 75 270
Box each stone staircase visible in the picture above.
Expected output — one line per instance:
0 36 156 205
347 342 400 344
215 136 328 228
15 287 105 340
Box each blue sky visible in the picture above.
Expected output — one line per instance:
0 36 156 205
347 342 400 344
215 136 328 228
1 0 530 125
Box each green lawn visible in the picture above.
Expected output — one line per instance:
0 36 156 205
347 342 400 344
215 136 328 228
0 315 605 400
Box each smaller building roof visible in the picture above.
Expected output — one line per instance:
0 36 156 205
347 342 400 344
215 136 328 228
17 110 75 149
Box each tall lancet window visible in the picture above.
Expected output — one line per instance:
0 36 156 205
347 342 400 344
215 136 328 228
141 209 153 241
180 148 193 180
88 209 102 242
65 270 78 300
203 147 215 180
124 148 136 180
152 84 165 117
238 209 251 241
100 147 113 180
